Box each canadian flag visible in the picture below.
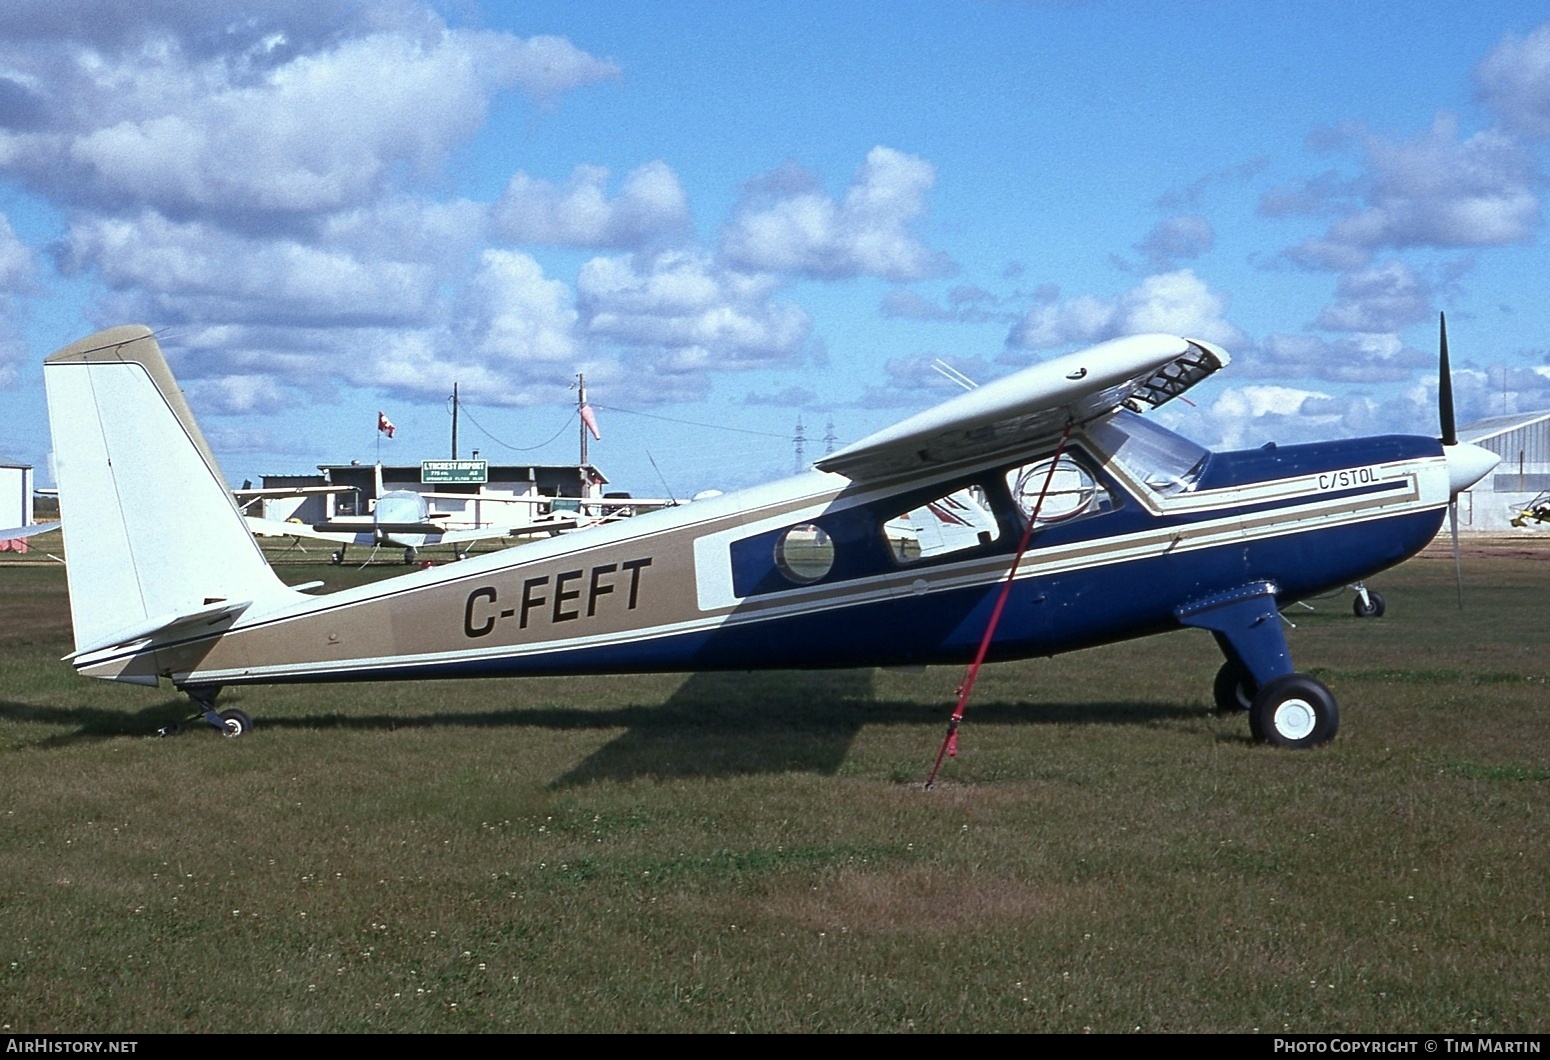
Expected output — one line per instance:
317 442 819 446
377 411 396 439
580 403 601 441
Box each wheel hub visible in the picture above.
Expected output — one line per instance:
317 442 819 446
1273 698 1317 741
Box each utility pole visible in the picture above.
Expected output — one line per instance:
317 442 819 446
793 416 806 474
824 416 836 456
451 382 459 459
578 372 588 467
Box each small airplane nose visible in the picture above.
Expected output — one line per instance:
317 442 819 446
1445 441 1500 496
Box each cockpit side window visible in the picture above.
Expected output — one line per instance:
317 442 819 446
1085 409 1208 496
883 486 1001 565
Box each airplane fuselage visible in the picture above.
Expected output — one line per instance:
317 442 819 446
75 422 1450 690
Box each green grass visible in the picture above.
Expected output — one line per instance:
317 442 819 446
0 542 1547 1031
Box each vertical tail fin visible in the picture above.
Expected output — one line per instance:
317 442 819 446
43 326 293 659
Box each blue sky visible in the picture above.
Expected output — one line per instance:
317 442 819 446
1 0 1549 496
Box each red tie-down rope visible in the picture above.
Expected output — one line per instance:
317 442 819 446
925 421 1074 789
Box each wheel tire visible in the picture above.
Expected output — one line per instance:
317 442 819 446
217 708 253 738
1249 673 1338 749
330 550 344 565
1353 590 1386 618
1213 660 1255 713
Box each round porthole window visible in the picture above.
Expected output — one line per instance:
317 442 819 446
1007 457 1102 523
774 522 835 584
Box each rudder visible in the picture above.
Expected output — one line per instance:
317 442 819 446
43 326 293 660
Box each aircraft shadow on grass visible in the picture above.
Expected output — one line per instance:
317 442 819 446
0 669 1204 781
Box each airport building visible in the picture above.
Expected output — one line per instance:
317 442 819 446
258 459 611 529
1456 410 1550 530
0 462 35 530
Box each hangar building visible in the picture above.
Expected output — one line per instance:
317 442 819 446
1456 411 1550 531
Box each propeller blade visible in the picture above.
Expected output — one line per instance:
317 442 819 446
1439 312 1456 446
1450 499 1463 610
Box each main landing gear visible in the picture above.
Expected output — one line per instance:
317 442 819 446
1179 581 1339 748
1352 582 1386 618
160 686 253 739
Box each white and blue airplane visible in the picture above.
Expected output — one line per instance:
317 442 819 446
41 322 1496 747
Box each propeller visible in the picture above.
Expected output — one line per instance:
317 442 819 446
1439 312 1463 609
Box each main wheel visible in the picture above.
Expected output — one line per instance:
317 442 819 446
1249 673 1338 748
1213 660 1255 713
1352 590 1385 618
217 708 253 738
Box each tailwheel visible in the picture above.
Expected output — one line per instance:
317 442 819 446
1212 660 1255 714
1249 673 1338 748
218 712 254 737
217 708 253 738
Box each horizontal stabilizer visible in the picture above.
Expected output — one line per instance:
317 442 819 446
64 599 251 661
817 334 1229 481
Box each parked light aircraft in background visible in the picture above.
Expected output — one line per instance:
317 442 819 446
0 520 61 541
42 323 1496 748
244 488 582 565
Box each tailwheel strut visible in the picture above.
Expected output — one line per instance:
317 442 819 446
183 686 253 738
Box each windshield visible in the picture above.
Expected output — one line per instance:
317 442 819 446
1085 410 1209 496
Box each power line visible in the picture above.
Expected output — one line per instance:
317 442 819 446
449 398 578 453
589 402 791 439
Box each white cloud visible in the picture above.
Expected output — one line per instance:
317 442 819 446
63 211 438 326
742 386 821 408
0 212 33 293
1238 331 1431 384
0 18 616 223
850 353 1002 409
1201 385 1340 450
463 249 582 368
878 284 1009 323
493 161 689 248
189 374 289 415
1007 269 1244 352
1273 116 1539 270
720 146 951 280
1314 259 1432 333
0 212 32 387
578 249 811 374
1476 21 1550 139
1133 215 1215 270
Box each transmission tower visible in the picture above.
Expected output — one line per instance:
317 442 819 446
793 416 806 473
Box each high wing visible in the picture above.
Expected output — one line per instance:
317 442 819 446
231 484 356 512
816 334 1228 481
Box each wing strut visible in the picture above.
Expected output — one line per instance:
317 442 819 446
925 421 1074 790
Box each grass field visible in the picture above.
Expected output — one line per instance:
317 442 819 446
0 535 1546 1032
